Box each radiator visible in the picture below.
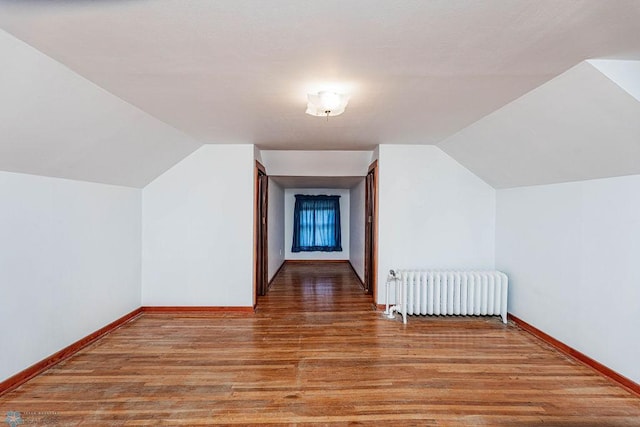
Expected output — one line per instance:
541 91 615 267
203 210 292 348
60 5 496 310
385 270 508 324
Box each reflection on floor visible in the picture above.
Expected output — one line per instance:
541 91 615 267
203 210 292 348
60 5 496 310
1 261 639 425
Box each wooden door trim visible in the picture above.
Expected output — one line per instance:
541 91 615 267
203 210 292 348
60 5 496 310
253 161 267 307
262 175 269 296
364 160 379 302
371 160 379 302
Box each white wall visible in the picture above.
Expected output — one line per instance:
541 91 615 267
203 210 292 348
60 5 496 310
377 145 496 303
349 179 366 281
142 145 254 307
496 175 640 384
0 171 141 382
0 29 200 188
370 146 379 164
254 146 263 164
267 178 285 281
284 188 350 261
260 150 372 176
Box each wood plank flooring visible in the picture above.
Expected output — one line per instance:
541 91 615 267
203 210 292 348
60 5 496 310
1 261 639 425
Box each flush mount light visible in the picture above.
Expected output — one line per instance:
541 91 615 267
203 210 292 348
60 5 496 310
305 91 350 119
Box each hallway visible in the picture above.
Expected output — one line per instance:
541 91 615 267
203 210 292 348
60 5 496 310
257 261 373 313
1 262 639 425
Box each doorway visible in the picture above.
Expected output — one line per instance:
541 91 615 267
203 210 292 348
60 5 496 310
364 160 378 299
254 161 268 305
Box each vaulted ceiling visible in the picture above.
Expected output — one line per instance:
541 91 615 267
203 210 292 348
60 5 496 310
0 1 639 187
440 61 640 188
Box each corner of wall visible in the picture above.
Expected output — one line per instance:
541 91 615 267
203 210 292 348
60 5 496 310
376 143 497 302
254 145 264 165
141 144 255 307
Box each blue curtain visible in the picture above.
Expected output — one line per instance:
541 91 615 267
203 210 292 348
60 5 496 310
292 195 342 252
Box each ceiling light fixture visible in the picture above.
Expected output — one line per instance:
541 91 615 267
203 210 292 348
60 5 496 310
306 91 350 119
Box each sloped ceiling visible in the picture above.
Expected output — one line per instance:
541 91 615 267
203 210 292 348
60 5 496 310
0 29 200 187
590 59 640 102
439 61 640 188
0 1 639 187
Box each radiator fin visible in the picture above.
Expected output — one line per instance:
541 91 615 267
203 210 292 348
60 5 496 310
393 270 508 324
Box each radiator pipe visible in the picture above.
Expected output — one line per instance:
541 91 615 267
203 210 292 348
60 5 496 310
396 271 407 324
385 270 398 319
387 304 401 319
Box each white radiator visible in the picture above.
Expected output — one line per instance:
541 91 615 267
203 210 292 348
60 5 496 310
385 270 508 324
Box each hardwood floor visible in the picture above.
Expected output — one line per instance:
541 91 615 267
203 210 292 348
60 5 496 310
1 261 639 425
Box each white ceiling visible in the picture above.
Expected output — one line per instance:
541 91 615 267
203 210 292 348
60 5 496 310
439 61 640 188
590 59 640 102
260 150 372 177
0 1 639 187
0 29 200 187
270 176 363 190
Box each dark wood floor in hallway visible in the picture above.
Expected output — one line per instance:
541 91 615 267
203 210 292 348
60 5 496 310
1 261 639 425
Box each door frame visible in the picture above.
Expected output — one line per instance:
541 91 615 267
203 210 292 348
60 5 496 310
253 161 268 307
364 160 379 302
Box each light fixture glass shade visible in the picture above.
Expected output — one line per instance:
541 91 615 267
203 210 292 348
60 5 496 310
306 91 350 117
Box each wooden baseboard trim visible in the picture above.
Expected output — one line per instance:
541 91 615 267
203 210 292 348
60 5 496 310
508 313 640 397
347 261 366 289
0 305 257 396
284 259 349 263
376 304 387 311
0 307 143 397
142 306 255 313
267 261 286 290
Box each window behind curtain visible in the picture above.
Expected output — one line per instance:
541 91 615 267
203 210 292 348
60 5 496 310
292 195 342 252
